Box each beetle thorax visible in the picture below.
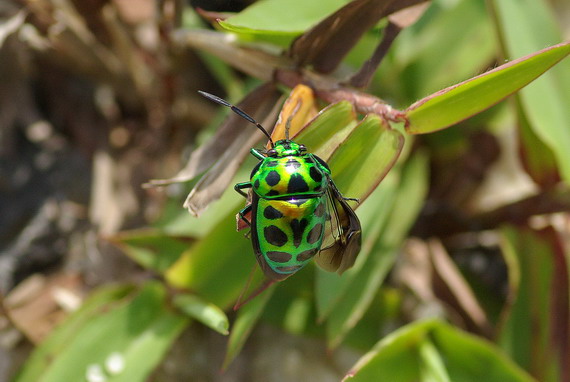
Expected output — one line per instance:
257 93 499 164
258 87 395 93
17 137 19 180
251 153 326 198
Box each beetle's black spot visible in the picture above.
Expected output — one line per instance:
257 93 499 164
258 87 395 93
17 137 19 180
266 190 280 196
264 225 288 247
288 174 309 193
266 171 281 187
314 202 325 217
286 159 301 170
290 218 309 247
307 223 323 244
266 160 278 167
266 251 291 263
263 206 283 219
254 179 260 189
276 265 301 273
309 166 323 182
296 248 317 262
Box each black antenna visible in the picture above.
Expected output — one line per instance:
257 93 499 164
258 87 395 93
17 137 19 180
198 91 275 148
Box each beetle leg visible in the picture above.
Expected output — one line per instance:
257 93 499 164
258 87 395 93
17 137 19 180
327 177 359 203
234 182 252 198
250 148 265 160
238 204 252 227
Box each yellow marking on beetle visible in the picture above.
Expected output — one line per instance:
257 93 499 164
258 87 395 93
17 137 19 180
272 200 312 219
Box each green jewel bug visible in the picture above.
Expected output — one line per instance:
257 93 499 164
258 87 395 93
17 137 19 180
199 91 362 284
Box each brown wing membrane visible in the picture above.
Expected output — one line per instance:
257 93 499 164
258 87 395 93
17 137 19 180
315 178 362 274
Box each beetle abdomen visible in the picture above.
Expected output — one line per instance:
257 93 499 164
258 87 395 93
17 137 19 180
252 196 327 280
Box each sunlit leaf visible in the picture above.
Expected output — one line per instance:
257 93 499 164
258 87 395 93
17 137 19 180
293 101 357 159
327 114 404 201
405 41 570 134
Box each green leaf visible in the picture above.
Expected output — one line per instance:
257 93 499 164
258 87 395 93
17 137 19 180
315 171 398 320
13 285 134 382
218 0 348 46
492 0 570 183
16 282 188 382
344 320 536 382
294 101 357 160
110 230 190 273
327 114 404 201
405 41 570 134
165 209 257 309
418 339 451 382
325 152 429 347
222 284 275 369
173 293 229 335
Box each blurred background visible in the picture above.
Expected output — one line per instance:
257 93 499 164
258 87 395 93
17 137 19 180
0 0 569 381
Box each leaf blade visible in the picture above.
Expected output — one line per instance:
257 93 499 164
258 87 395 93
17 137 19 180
405 41 570 134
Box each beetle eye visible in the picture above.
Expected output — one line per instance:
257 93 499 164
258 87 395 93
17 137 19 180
299 144 307 152
267 149 277 157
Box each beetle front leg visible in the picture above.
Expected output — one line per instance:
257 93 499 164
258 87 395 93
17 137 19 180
237 204 252 227
250 148 265 160
234 182 252 198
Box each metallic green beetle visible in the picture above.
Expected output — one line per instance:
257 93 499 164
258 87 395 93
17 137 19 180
199 91 362 282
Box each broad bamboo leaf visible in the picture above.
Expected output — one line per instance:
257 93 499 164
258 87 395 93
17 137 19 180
405 42 570 134
344 320 536 382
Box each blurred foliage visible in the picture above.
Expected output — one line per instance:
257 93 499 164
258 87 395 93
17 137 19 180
1 0 569 381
